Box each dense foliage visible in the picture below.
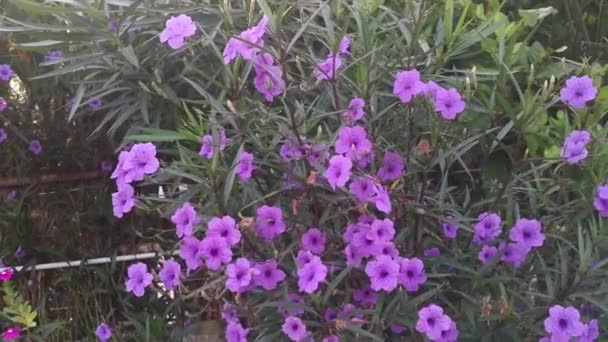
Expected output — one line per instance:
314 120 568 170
1 0 607 341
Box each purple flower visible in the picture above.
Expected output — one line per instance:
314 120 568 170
207 216 241 246
339 35 352 56
324 155 352 189
200 236 232 270
236 151 255 181
29 139 42 155
110 151 131 185
509 218 544 249
0 97 7 112
389 322 407 334
255 205 286 240
324 308 338 322
107 18 118 32
223 16 269 64
301 228 326 254
415 304 452 341
424 247 441 257
372 182 392 214
377 151 404 181
353 285 377 307
478 245 498 265
159 259 181 290
14 246 25 259
343 98 365 124
397 257 427 292
434 88 466 120
0 268 14 282
171 202 200 238
499 242 529 268
438 320 459 342
222 303 239 323
297 256 328 293
95 322 112 342
280 138 304 161
44 50 64 63
282 316 309 342
179 236 203 272
366 218 395 242
0 64 15 81
125 262 153 297
123 143 160 182
226 322 249 342
365 256 400 292
322 335 340 342
253 53 285 102
89 98 102 111
593 184 608 217
199 128 229 159
442 220 458 239
7 190 17 199
543 305 585 340
344 244 363 267
564 129 592 146
0 128 7 144
472 212 502 245
579 319 599 342
306 143 328 164
226 257 255 293
1 327 20 340
393 69 424 104
253 260 286 290
334 126 373 163
160 14 197 49
375 241 399 258
316 54 343 81
423 81 444 101
349 176 377 202
560 75 598 109
112 184 136 218
561 130 592 164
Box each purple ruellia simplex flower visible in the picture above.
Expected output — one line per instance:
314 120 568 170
339 35 351 56
199 236 232 271
560 75 598 109
297 255 328 293
159 259 181 290
253 260 286 290
478 245 498 265
365 256 400 292
393 69 424 104
0 128 7 144
324 154 353 190
107 18 118 32
88 98 102 111
296 249 315 268
95 322 112 342
543 305 585 340
423 80 444 101
125 262 153 297
0 97 7 112
199 128 229 159
366 218 395 242
236 151 255 181
397 257 427 292
472 212 502 245
499 242 529 268
225 321 249 342
282 316 309 342
179 236 203 272
343 97 365 124
389 322 407 335
434 88 466 120
377 151 405 181
225 257 256 293
160 14 197 49
223 16 269 64
14 246 25 259
44 50 64 63
301 228 326 254
253 53 285 102
29 139 42 155
415 304 453 341
315 53 343 81
255 205 286 240
207 216 241 246
353 285 378 307
112 184 136 218
442 219 459 239
349 175 377 202
439 320 459 342
509 218 545 249
593 184 608 217
280 138 305 162
579 319 599 342
372 182 392 214
171 202 200 238
561 129 592 164
122 143 160 182
222 303 239 323
334 125 373 163
0 64 15 81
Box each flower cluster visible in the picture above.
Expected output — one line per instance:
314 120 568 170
561 130 592 164
542 305 598 341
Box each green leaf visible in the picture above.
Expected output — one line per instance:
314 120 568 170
127 129 193 142
120 45 139 68
224 144 244 208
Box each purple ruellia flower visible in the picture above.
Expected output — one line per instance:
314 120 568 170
159 259 181 290
296 249 315 268
0 128 7 144
1 326 20 340
226 257 255 293
253 53 285 102
365 256 400 292
389 322 407 334
561 130 592 164
424 247 441 257
472 212 502 245
223 16 269 64
282 316 309 341
343 97 365 124
377 151 404 181
478 245 498 265
367 218 395 242
110 151 130 185
397 257 427 292
95 322 112 342
160 14 197 49
0 268 14 282
89 98 102 111
322 335 340 342
179 236 203 272
393 69 424 104
255 205 286 240
122 143 160 182
354 285 378 307
207 216 241 246
14 246 25 259
324 154 353 189
415 304 452 341
171 202 200 238
499 242 529 268
372 183 392 214
280 137 305 162
375 241 399 258
200 236 232 270
560 75 598 109
434 88 466 120
301 228 326 254
125 262 153 297
297 255 328 293
324 308 338 322
316 54 343 81
253 260 286 290
335 125 373 163
111 184 136 218
199 128 229 159
0 97 7 112
236 151 255 181
349 175 377 202
339 35 352 56
29 139 42 155
509 218 544 249
593 184 608 217
107 18 118 32
543 305 585 340
442 220 459 239
579 319 599 342
222 303 239 323
0 64 15 81
423 81 444 101
44 50 64 63
100 160 113 173
439 320 459 342
7 190 17 200
225 321 249 342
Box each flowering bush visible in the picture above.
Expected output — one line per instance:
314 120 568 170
1 0 608 341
